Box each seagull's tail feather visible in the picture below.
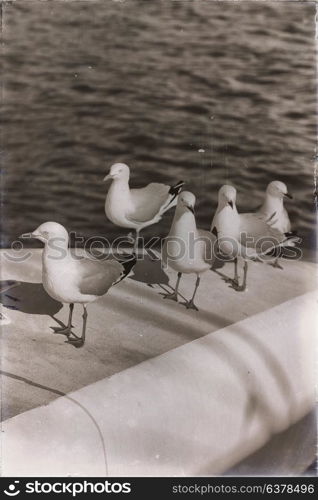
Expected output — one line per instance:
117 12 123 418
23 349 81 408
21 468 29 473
284 230 298 238
262 234 301 257
169 180 185 197
114 254 137 284
281 232 300 248
242 231 300 260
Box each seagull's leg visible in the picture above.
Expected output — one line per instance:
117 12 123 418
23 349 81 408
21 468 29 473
81 305 88 346
268 246 283 269
53 303 74 336
224 258 239 286
233 257 239 286
133 229 140 254
242 261 248 291
181 275 200 311
127 231 135 243
68 305 87 347
234 261 248 292
66 303 74 328
270 255 284 270
162 272 182 301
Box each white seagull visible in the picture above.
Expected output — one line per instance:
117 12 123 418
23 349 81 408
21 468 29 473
104 163 184 251
162 191 216 311
21 222 136 347
257 180 293 269
210 185 295 292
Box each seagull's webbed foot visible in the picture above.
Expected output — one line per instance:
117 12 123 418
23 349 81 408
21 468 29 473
53 326 72 336
269 260 284 270
181 299 199 311
224 276 239 287
161 291 179 302
66 337 84 348
231 283 247 293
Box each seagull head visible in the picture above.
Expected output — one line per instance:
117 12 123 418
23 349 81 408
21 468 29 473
20 222 69 244
178 191 196 215
104 163 130 182
218 185 237 209
266 180 292 199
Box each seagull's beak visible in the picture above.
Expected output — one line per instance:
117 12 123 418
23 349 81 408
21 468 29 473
228 201 234 209
19 233 33 239
19 232 39 239
186 204 195 215
103 173 113 182
284 192 293 199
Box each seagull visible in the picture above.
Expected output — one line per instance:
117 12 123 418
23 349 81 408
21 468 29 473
257 180 293 269
210 185 295 292
104 163 184 251
162 191 216 311
20 222 136 347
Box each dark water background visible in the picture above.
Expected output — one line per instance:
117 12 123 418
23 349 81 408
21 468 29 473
1 0 316 252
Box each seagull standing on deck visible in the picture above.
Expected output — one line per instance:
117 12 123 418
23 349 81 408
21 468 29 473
211 185 295 292
257 180 293 269
21 222 136 347
162 191 216 311
104 163 184 251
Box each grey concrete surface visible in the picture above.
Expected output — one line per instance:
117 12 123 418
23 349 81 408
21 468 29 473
0 249 316 422
1 291 316 476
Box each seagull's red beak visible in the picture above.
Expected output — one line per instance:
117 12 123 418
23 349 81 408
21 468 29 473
284 192 293 199
19 233 33 239
19 232 39 239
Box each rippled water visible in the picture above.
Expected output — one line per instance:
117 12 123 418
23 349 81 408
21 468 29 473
1 0 316 251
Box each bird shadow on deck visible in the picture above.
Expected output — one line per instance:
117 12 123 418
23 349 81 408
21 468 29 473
129 253 170 288
0 280 63 326
128 253 228 305
111 253 231 334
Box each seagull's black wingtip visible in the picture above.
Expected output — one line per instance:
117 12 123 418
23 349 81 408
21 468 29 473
120 254 137 278
284 230 298 238
169 180 185 196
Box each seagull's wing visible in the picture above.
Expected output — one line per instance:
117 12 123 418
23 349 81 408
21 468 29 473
77 257 124 296
256 204 291 232
128 183 174 223
239 213 285 246
281 208 292 233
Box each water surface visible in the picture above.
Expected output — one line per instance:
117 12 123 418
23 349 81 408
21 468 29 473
2 0 316 251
